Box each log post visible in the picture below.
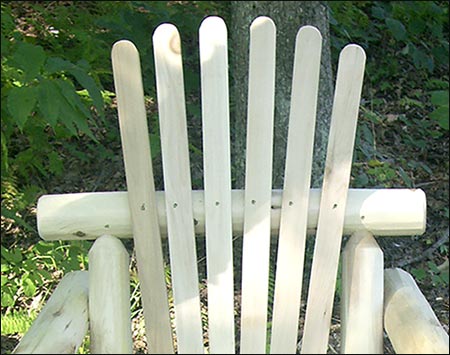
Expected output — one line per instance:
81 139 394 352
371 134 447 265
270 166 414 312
341 231 384 354
384 268 449 354
13 271 89 354
88 235 133 354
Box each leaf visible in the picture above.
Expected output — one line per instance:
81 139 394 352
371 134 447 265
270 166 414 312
429 107 449 130
385 18 407 41
412 46 434 72
430 90 449 107
44 57 72 73
1 275 8 287
46 57 104 120
1 246 23 264
1 290 14 307
57 79 91 118
37 79 61 128
68 68 105 120
48 151 64 175
7 86 37 129
55 79 98 141
11 42 46 82
397 167 413 187
22 277 36 297
411 268 427 281
371 5 386 20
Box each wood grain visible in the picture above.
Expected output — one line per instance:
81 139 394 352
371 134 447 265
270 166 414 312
239 16 276 354
112 40 174 354
153 23 204 354
200 16 235 354
341 231 383 354
301 44 366 354
270 25 322 354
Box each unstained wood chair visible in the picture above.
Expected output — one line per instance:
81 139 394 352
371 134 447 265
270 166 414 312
13 16 448 354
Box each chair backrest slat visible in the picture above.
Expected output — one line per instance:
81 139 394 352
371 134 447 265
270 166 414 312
239 17 276 354
269 26 322 354
153 24 204 354
301 44 366 354
199 16 235 353
112 40 174 354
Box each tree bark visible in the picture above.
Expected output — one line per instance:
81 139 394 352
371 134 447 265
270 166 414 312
229 1 333 189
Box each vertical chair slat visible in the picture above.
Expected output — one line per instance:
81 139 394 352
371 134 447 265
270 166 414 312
112 41 174 354
301 44 366 354
239 16 276 354
153 24 204 354
270 26 322 354
199 16 235 354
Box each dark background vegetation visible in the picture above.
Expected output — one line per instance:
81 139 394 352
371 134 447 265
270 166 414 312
1 1 448 353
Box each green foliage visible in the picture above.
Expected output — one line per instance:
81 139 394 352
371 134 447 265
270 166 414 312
1 2 448 350
1 240 91 311
429 90 449 130
333 2 449 189
1 311 37 335
329 1 448 75
411 261 449 287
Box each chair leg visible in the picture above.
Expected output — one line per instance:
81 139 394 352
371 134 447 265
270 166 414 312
341 231 384 354
13 271 89 354
384 267 449 354
88 235 133 354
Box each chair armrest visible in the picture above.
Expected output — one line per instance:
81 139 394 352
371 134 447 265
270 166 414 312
13 271 89 354
384 268 449 354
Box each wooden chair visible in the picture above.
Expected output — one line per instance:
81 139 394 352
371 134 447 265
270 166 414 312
13 16 448 354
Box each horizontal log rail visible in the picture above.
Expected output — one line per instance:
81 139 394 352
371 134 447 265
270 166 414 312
37 188 426 241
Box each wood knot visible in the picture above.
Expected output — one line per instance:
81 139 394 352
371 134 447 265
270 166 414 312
169 33 181 55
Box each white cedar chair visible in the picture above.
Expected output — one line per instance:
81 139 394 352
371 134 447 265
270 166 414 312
13 16 448 354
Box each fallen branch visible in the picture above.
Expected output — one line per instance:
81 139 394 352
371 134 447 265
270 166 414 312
397 227 449 268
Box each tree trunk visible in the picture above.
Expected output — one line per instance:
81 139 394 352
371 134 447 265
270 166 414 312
229 1 333 189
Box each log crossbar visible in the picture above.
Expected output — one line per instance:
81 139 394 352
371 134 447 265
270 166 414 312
37 188 426 241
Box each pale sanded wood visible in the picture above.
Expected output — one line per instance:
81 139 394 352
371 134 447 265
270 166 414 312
112 40 174 354
384 268 449 354
199 16 235 354
13 271 89 354
341 231 383 354
88 235 133 354
301 44 366 354
269 26 322 354
37 188 427 240
239 16 276 354
153 23 204 354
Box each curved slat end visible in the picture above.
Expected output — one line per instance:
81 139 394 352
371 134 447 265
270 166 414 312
200 15 226 31
297 25 322 41
199 15 227 45
112 39 137 53
341 43 367 61
251 16 276 30
153 22 180 44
